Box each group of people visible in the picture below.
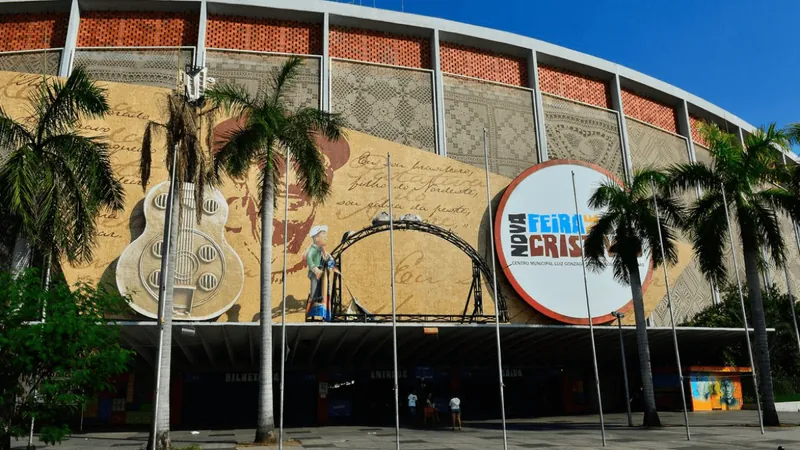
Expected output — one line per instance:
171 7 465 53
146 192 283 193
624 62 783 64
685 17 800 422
407 391 462 431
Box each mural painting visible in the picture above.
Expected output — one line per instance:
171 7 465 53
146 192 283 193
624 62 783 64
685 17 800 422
689 367 749 411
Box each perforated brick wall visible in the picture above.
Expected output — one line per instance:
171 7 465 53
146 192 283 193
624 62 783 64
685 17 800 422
329 26 430 69
77 11 199 47
621 88 678 133
439 42 527 86
207 15 322 55
0 13 68 52
537 65 610 109
689 114 710 147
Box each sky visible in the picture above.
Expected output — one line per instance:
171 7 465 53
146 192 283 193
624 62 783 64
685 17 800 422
334 0 799 132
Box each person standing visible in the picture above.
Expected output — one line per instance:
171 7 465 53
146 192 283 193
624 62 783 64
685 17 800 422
408 391 418 424
449 395 462 431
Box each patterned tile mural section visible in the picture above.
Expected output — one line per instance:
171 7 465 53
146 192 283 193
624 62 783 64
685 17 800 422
329 26 430 69
77 11 199 47
206 15 322 55
206 50 320 110
626 119 714 325
439 42 527 87
0 50 60 75
537 65 610 109
331 59 436 152
443 74 537 178
542 93 624 177
621 89 678 133
771 214 800 298
73 48 193 90
0 13 68 52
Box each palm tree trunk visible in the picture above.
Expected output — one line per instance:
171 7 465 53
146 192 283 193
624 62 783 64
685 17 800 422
152 188 179 450
629 260 661 427
742 242 780 426
255 175 276 444
10 234 32 278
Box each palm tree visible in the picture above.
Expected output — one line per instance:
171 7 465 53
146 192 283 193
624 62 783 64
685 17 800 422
140 91 218 450
668 122 798 427
206 56 346 443
583 168 685 427
0 67 124 286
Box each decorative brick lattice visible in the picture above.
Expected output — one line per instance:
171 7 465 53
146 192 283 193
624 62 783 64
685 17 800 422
206 50 320 109
74 48 193 89
331 59 436 152
206 15 322 55
440 42 527 87
0 13 68 52
542 93 624 177
621 88 678 133
627 119 714 325
77 11 199 48
0 50 60 75
329 26 430 69
689 114 709 147
537 65 610 109
443 75 537 178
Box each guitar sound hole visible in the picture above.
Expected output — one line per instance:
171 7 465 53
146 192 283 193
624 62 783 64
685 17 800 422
198 245 217 262
154 193 168 210
203 199 219 215
198 272 219 292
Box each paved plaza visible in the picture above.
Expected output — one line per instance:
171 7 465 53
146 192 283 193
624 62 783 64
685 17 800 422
13 412 800 449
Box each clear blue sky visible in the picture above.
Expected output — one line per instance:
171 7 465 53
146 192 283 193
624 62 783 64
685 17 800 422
341 0 798 131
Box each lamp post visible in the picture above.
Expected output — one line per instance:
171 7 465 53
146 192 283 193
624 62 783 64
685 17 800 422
611 311 633 427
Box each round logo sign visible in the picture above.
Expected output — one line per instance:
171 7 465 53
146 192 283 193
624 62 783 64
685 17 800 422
494 160 652 324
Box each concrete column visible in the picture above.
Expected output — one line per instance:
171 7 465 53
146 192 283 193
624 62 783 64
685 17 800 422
196 0 207 67
321 12 330 112
610 73 633 183
431 29 446 156
528 50 547 162
58 0 80 77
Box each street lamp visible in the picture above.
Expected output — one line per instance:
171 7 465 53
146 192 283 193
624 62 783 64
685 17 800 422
611 311 633 427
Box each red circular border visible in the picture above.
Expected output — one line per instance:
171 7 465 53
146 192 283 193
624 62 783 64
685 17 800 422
494 159 653 325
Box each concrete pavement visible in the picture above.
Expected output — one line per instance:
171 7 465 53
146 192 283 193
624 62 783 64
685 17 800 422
12 412 800 449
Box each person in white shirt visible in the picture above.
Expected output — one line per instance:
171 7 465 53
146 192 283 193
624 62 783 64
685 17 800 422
408 391 418 421
449 395 461 430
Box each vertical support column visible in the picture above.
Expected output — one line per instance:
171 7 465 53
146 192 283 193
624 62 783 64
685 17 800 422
58 0 80 77
431 29 447 157
528 50 547 162
678 100 721 305
610 73 633 183
321 13 330 112
196 0 207 67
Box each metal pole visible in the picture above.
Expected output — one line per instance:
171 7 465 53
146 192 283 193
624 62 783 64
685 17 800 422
151 144 179 450
570 171 606 446
388 153 400 450
482 128 508 449
612 312 633 427
786 221 800 353
721 184 764 434
649 179 691 440
278 146 290 450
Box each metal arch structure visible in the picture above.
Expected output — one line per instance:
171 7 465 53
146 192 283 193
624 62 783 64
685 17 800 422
328 220 508 323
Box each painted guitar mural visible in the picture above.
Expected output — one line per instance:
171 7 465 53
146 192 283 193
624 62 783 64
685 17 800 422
117 181 245 320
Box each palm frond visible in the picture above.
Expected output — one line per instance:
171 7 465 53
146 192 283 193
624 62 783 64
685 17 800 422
33 67 109 141
0 107 33 150
688 191 729 283
205 82 257 118
666 162 720 194
268 56 303 107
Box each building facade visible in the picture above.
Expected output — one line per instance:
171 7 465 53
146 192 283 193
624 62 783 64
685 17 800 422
1 0 795 428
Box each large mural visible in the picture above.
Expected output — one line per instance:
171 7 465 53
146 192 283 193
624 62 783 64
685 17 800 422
0 69 716 324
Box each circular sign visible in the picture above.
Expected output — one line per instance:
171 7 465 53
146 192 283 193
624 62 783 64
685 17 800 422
494 160 652 324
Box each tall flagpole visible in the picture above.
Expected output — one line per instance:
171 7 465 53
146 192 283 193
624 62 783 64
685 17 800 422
482 129 508 449
649 179 690 440
571 171 606 447
388 153 400 450
721 184 764 434
151 144 179 450
278 147 290 450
